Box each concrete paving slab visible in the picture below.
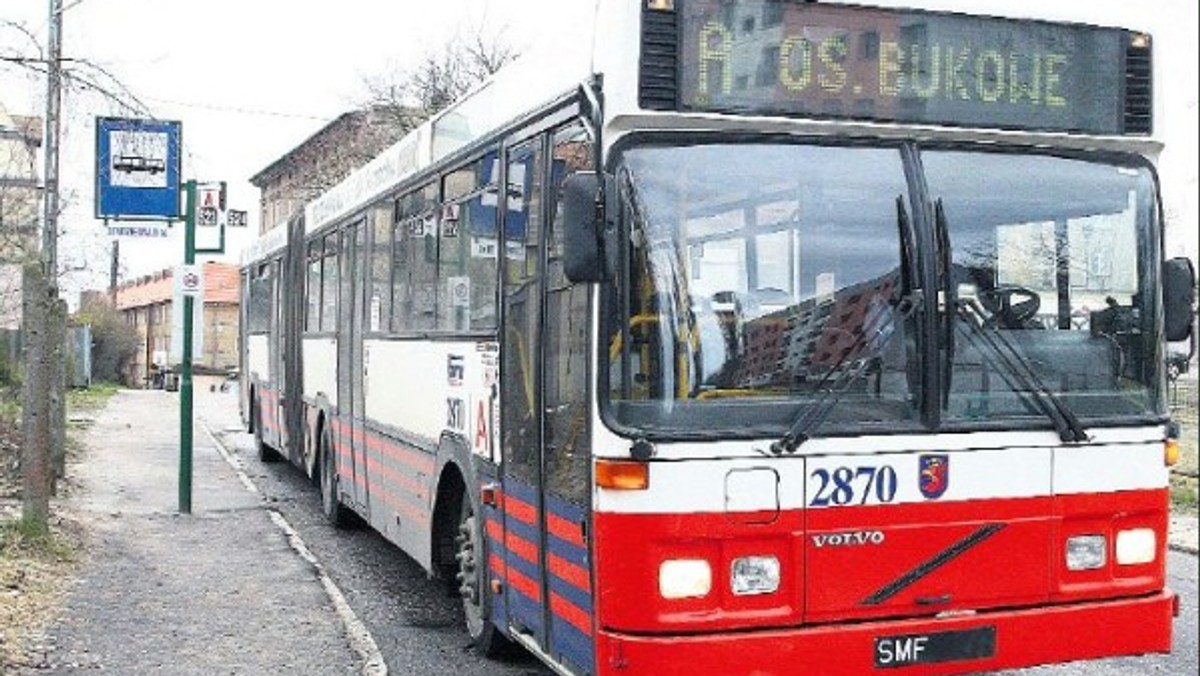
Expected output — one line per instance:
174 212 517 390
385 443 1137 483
18 387 362 675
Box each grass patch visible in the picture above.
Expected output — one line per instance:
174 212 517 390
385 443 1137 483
0 397 19 420
1169 377 1197 512
66 381 121 413
0 514 81 670
1170 473 1198 512
0 518 77 563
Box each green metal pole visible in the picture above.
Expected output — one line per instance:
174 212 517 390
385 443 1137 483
180 180 196 514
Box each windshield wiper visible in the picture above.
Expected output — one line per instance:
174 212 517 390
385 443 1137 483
770 196 922 455
932 201 1088 443
952 300 1089 442
934 200 955 410
770 291 920 455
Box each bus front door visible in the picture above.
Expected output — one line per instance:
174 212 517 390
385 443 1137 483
500 136 550 650
500 121 595 675
337 221 370 514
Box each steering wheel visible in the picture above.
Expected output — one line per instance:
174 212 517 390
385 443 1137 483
979 285 1041 329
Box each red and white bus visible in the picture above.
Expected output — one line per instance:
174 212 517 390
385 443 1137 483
240 1 1196 674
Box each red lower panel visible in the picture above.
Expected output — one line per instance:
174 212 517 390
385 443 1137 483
1052 489 1169 603
594 490 1167 633
594 592 1174 676
593 509 802 633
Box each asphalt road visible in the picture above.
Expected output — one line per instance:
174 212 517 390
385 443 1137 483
199 388 1198 676
999 549 1197 676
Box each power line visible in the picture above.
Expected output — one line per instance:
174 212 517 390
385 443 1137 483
142 96 335 122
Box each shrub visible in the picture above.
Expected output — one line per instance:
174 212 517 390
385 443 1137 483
72 298 138 384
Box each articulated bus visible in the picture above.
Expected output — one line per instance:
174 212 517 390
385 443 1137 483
240 1 1196 674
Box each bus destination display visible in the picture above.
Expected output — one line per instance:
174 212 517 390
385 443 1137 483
677 0 1141 135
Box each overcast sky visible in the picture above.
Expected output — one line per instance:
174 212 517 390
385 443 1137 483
1 0 1196 302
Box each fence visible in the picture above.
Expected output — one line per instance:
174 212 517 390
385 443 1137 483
1170 376 1197 425
0 325 93 391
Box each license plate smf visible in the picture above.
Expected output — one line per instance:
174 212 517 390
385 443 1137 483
874 626 996 669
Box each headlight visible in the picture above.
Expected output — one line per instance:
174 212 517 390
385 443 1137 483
1066 534 1107 571
731 556 780 596
1116 528 1157 565
659 559 712 599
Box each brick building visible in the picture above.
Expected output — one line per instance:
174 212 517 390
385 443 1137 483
250 106 414 234
0 104 42 329
115 261 241 387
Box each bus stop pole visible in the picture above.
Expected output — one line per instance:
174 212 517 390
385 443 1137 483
179 180 196 514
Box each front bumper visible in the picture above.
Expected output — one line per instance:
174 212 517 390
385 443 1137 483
595 591 1175 676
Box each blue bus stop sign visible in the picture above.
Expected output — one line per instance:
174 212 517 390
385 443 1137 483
95 117 182 220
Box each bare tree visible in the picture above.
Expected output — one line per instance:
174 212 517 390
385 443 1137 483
254 28 520 232
361 27 519 135
3 15 152 531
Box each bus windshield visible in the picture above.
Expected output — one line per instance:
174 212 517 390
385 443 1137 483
604 140 1162 438
927 150 1161 423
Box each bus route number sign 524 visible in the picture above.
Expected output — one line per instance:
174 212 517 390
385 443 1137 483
808 465 898 507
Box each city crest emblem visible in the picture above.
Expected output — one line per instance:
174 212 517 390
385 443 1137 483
918 454 950 499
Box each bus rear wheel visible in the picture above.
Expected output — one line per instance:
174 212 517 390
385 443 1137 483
455 492 508 656
319 425 350 528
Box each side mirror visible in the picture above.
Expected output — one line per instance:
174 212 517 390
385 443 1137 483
560 172 613 283
1163 257 1196 342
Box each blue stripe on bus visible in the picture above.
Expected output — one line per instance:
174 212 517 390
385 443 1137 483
507 589 544 635
548 573 593 614
546 532 588 570
503 516 542 560
502 476 539 505
550 619 595 676
503 541 542 583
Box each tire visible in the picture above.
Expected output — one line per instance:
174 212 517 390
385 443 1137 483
455 491 509 656
254 396 280 463
319 425 351 528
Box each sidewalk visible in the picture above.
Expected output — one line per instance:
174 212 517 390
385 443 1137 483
1170 513 1199 555
18 383 363 675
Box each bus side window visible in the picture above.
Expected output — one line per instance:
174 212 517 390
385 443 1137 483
320 234 339 333
368 205 392 333
438 151 499 333
249 263 273 334
305 242 321 332
393 182 439 332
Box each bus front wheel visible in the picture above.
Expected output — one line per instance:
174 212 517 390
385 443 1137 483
455 491 508 656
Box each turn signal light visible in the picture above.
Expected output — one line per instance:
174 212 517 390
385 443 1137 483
596 459 650 490
1165 438 1180 467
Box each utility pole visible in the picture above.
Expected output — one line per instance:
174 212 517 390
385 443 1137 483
43 0 62 278
46 0 68 492
22 0 64 531
109 239 119 304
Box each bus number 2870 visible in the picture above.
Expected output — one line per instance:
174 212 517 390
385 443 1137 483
809 465 898 506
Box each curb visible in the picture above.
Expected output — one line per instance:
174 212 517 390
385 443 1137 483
202 423 389 676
